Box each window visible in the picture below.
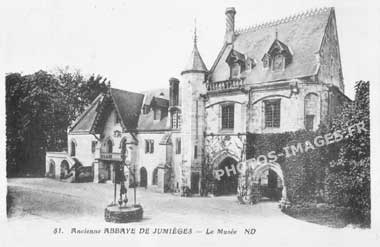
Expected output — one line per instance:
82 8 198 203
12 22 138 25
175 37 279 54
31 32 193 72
272 54 284 71
304 93 319 131
142 105 150 114
264 100 281 128
91 141 97 153
153 108 161 120
230 63 240 78
106 139 113 153
262 53 270 68
70 140 76 157
175 138 181 154
194 145 198 159
145 139 154 154
305 115 314 131
221 104 234 129
171 110 181 129
152 168 158 185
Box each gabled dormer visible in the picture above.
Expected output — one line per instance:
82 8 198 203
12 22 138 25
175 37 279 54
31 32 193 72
262 39 293 71
226 49 255 79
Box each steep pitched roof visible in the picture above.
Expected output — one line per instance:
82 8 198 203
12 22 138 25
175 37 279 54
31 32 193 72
210 7 333 83
69 88 144 134
110 88 145 130
70 94 104 133
182 42 208 75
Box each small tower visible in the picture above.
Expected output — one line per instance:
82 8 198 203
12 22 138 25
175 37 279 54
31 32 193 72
180 24 208 193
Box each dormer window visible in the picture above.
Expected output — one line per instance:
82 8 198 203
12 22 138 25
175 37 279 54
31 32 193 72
142 104 149 114
263 39 292 71
272 54 285 71
262 53 271 69
226 49 253 79
231 63 240 78
153 108 161 120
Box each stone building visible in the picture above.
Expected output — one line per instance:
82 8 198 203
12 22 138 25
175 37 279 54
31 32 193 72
46 7 349 197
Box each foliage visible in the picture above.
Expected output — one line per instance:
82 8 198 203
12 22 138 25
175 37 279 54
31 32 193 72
247 129 330 204
6 69 108 176
326 81 370 226
246 80 370 227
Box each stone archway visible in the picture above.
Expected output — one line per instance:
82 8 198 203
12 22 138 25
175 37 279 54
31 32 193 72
212 151 240 196
250 162 286 202
215 157 239 195
60 160 70 179
47 159 55 178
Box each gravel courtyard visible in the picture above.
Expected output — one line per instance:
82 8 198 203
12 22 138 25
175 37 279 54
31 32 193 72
5 178 375 247
7 178 287 225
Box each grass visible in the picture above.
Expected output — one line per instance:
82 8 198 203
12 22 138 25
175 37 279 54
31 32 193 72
284 204 369 228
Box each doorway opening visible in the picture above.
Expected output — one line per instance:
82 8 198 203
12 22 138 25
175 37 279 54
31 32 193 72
140 167 147 187
257 168 283 201
215 157 239 195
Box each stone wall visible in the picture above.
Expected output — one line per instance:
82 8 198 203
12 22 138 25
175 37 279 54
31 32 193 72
248 81 326 133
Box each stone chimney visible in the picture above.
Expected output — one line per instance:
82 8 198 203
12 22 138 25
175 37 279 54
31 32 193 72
225 7 236 44
169 77 180 107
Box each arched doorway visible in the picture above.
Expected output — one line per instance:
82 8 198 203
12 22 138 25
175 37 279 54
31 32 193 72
140 167 147 187
250 162 286 202
60 160 70 179
216 157 239 195
257 169 283 201
152 167 158 185
48 160 55 178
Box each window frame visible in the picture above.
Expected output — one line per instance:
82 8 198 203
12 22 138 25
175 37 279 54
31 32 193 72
272 54 285 71
221 103 235 130
171 110 181 129
145 139 154 154
264 99 281 128
91 141 97 153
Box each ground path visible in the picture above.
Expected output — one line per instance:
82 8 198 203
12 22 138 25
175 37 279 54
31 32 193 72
4 178 376 247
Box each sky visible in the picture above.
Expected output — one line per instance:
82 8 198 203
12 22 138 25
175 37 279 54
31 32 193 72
2 0 380 99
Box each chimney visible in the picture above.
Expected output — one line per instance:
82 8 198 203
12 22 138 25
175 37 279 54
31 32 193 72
169 77 179 106
225 7 236 44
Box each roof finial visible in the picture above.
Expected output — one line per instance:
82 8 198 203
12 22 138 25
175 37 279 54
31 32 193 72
275 28 278 40
193 18 198 48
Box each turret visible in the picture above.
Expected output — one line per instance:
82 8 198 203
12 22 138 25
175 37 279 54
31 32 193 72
180 26 208 192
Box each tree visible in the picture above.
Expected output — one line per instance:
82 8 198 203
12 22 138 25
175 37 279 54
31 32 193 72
6 69 108 177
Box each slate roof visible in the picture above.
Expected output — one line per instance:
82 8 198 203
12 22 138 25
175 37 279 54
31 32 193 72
141 88 169 105
151 96 169 108
70 94 104 133
182 42 208 74
137 88 170 131
69 88 145 133
110 88 145 130
210 7 333 83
